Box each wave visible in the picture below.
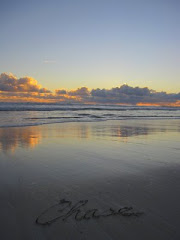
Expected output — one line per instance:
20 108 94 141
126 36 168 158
0 107 179 112
0 103 180 128
25 115 180 120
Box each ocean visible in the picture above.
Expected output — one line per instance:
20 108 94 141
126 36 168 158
0 102 180 128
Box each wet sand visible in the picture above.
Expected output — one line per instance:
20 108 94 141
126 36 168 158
0 119 180 240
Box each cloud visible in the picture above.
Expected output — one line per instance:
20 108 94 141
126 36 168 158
90 85 180 105
55 87 90 102
55 89 67 95
55 87 90 97
0 73 51 93
0 73 179 105
68 87 90 96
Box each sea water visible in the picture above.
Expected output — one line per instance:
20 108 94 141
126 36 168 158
0 102 180 127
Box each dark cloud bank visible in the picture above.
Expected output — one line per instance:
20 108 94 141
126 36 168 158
0 73 179 105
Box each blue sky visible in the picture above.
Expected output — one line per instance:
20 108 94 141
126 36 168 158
0 0 179 92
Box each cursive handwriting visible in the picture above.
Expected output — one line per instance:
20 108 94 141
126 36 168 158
36 199 144 226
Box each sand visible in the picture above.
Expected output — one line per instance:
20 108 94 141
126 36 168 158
0 119 180 240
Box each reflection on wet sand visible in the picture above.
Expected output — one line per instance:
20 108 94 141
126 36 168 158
0 120 179 153
0 127 42 152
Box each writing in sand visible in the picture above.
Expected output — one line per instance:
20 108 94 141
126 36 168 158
36 199 144 226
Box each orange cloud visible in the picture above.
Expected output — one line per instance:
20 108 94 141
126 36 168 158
0 73 51 93
0 73 180 106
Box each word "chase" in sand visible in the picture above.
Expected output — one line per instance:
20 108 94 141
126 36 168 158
36 199 144 226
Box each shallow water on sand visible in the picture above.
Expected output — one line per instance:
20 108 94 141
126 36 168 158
0 119 180 240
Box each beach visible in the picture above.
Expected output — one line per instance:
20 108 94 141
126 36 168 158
1 0 180 238
0 119 180 240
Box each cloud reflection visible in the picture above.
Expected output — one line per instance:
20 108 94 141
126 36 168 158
0 127 41 152
0 121 179 153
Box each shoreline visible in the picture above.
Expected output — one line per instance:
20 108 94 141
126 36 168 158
0 117 180 129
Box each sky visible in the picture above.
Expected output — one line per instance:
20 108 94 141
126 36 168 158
0 0 180 104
